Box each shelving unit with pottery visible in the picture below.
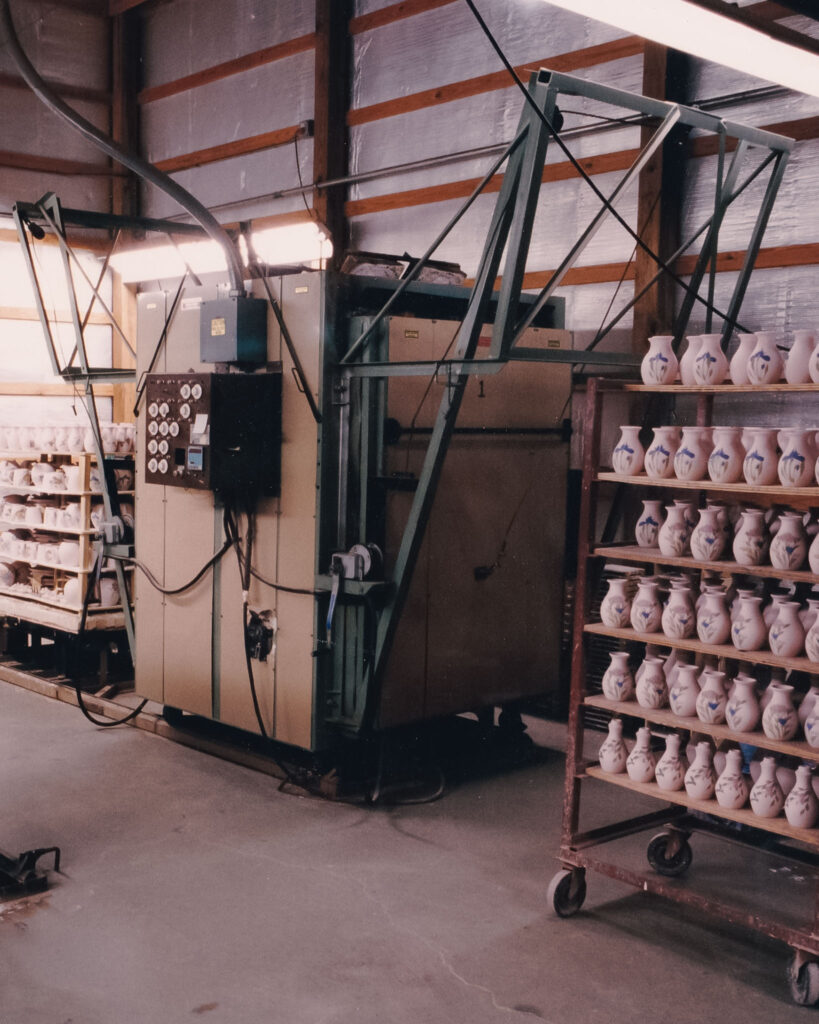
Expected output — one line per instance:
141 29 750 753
550 335 819 1004
0 437 134 634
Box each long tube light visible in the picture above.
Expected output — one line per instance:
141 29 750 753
540 0 819 100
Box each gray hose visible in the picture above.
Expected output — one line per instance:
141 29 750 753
0 0 246 294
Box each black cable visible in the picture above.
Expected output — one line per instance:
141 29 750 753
110 536 234 596
461 0 750 334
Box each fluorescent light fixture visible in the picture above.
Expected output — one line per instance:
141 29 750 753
109 222 332 283
540 0 819 100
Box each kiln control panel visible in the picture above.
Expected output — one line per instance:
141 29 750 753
143 370 282 495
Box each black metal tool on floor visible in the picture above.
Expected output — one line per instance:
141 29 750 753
0 845 60 900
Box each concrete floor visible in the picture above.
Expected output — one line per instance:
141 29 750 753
0 681 815 1024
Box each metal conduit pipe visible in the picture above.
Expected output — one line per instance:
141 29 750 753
0 0 246 294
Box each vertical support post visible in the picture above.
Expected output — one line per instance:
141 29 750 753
314 0 351 268
110 11 140 220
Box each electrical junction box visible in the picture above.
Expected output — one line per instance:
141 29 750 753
144 370 282 496
200 296 268 364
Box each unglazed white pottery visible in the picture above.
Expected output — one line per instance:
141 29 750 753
696 669 728 725
601 651 635 702
768 601 805 658
689 506 725 562
692 333 729 385
733 508 768 566
805 617 819 663
742 428 779 486
657 504 689 559
673 426 711 481
715 749 749 810
707 426 745 483
763 592 789 630
749 757 785 818
669 663 700 718
730 594 766 651
725 676 760 733
600 578 631 628
598 718 628 774
696 590 731 645
641 335 678 385
785 330 816 385
769 512 808 570
655 733 686 792
785 765 819 828
611 425 644 475
777 429 817 488
761 682 798 741
635 655 668 710
799 600 819 635
634 500 664 548
630 579 662 634
684 742 717 801
729 333 757 385
645 427 680 479
626 727 656 784
810 532 819 575
679 336 701 386
661 584 696 640
746 331 784 384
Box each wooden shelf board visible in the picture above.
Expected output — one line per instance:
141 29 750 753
584 694 815 760
596 472 819 509
622 383 819 393
593 544 819 584
0 591 125 632
584 765 819 846
584 622 819 675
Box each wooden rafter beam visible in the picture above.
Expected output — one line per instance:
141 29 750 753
152 125 306 174
350 0 458 34
0 150 123 177
0 71 109 106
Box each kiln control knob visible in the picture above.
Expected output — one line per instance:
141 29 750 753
159 421 169 436
158 458 169 474
148 421 158 436
180 383 191 400
148 439 158 455
191 383 203 400
148 402 158 418
179 403 191 420
159 402 169 418
158 439 169 455
148 457 158 473
169 421 180 437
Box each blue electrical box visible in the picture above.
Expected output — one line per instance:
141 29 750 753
200 296 267 364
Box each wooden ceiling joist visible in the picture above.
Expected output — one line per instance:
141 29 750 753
350 0 458 34
0 150 122 178
152 125 305 174
0 71 109 106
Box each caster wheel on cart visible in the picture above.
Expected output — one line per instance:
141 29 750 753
788 958 819 1006
547 869 586 918
646 832 693 877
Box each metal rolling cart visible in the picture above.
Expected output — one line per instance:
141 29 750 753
550 374 819 1006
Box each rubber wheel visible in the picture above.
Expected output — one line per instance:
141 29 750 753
788 959 819 1006
547 869 587 918
646 832 693 877
162 705 184 728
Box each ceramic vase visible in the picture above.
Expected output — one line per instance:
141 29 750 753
645 427 680 479
689 506 726 562
784 765 819 828
804 703 819 748
597 718 628 774
725 675 760 733
635 500 664 548
800 683 819 726
769 512 808 570
805 617 819 663
636 655 668 709
761 682 799 741
746 331 784 384
601 651 635 702
742 428 779 486
626 727 656 784
673 426 711 481
655 733 686 792
778 429 818 488
662 584 696 640
785 330 816 384
729 333 756 385
675 499 698 540
696 590 731 645
733 509 768 566
749 757 785 818
768 601 805 658
764 592 789 630
696 668 728 725
715 749 749 809
730 594 766 651
641 335 679 385
658 504 690 558
600 578 632 629
630 579 662 633
669 663 700 718
684 742 717 800
810 532 819 575
611 425 645 476
679 336 701 385
707 426 745 484
809 335 819 384
799 600 819 634
692 333 729 385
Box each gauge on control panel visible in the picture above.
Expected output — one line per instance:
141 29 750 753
158 439 169 455
158 458 169 474
159 421 169 436
148 439 158 455
148 420 159 436
191 383 203 400
179 402 191 420
148 402 158 418
180 383 191 400
169 421 180 437
159 402 169 418
148 457 158 473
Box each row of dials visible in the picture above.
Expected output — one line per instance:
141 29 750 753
147 456 170 475
148 418 181 437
